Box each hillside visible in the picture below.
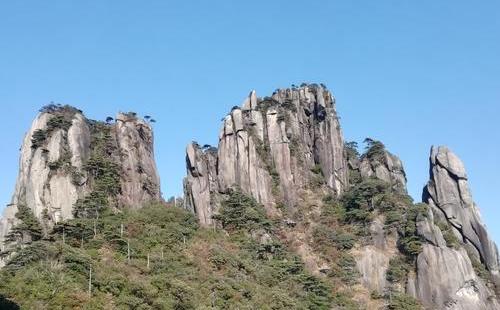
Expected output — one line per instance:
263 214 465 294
0 85 498 309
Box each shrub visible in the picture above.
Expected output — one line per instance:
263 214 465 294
46 115 72 131
387 293 422 310
398 204 428 257
311 164 323 175
4 204 43 250
31 129 47 149
386 257 409 283
331 292 359 309
212 189 271 232
436 221 460 248
341 178 389 220
329 253 359 285
362 138 386 163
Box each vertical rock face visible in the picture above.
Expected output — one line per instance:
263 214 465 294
423 146 499 279
411 245 499 310
411 146 500 309
115 113 161 208
184 84 349 225
0 106 161 253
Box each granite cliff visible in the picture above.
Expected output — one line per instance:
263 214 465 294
0 86 498 309
184 84 500 309
0 105 160 260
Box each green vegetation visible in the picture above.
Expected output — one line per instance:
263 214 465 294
31 104 81 149
73 121 120 218
398 204 428 257
31 129 47 149
362 138 386 164
387 293 422 310
386 257 409 283
435 221 460 248
340 178 389 224
344 141 359 160
47 115 73 131
212 189 271 232
2 204 43 257
329 253 359 285
0 196 335 309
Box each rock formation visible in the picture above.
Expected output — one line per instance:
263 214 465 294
184 84 500 308
359 148 407 191
184 84 349 225
0 105 161 255
410 146 500 309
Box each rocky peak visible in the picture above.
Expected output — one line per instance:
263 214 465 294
184 84 349 225
423 146 499 280
0 105 161 258
410 146 500 309
358 139 407 191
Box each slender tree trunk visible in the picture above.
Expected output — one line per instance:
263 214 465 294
93 210 99 239
147 253 150 269
88 265 92 298
62 227 65 244
127 239 130 262
120 223 124 238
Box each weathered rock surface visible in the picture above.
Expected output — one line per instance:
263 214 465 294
359 148 407 191
410 245 499 310
423 146 499 282
410 146 500 309
184 84 349 225
115 113 161 208
0 107 161 256
354 216 397 294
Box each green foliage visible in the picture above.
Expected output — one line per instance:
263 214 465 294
312 225 356 251
436 221 460 248
31 129 47 149
362 138 386 163
311 164 323 175
386 257 409 283
46 115 72 131
340 178 389 224
0 204 334 309
3 204 43 252
398 203 428 258
213 189 271 232
387 293 422 310
73 122 120 218
385 210 404 227
331 292 360 309
466 247 491 282
329 253 359 285
32 106 80 149
344 141 359 159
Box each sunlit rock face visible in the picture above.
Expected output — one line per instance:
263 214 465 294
184 84 349 226
410 146 500 309
0 106 161 259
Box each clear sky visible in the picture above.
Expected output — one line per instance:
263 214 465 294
0 1 499 243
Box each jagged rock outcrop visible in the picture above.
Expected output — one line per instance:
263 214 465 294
423 146 499 281
410 244 499 310
358 145 407 191
184 84 349 225
0 106 161 255
410 146 500 309
115 113 161 208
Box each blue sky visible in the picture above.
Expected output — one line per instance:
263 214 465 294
0 1 499 243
